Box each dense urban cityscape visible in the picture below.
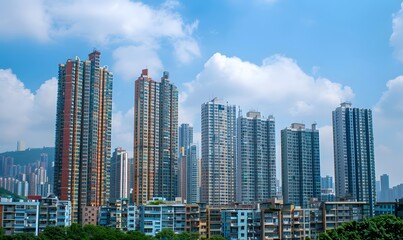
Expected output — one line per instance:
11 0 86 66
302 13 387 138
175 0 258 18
2 1 403 239
0 50 402 240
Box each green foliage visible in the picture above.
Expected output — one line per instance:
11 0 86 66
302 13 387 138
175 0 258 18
318 214 403 240
0 147 55 167
9 233 37 240
148 200 165 205
0 188 26 201
176 232 199 240
126 230 154 240
1 225 199 240
38 226 67 240
155 229 176 240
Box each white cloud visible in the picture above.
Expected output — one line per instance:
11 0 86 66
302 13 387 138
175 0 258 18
0 0 200 67
391 3 403 62
180 53 354 126
0 69 57 152
373 76 403 184
179 53 352 181
0 0 50 41
113 45 163 81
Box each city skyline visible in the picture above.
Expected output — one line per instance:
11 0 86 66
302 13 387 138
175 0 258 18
1 1 403 185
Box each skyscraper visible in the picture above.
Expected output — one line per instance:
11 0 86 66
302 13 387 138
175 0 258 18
133 69 178 205
281 123 321 208
201 98 236 205
187 144 199 203
321 175 334 190
380 174 390 202
178 123 193 202
178 123 199 204
110 147 129 202
236 111 276 204
179 124 193 157
54 50 113 223
333 102 376 216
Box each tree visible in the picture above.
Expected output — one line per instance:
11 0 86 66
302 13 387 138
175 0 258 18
208 236 226 240
176 232 199 240
9 233 37 240
39 226 67 240
66 223 87 240
126 230 154 240
318 214 403 240
155 229 178 240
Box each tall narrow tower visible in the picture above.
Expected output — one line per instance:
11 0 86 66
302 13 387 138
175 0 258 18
133 69 178 205
110 147 129 202
333 102 376 216
201 98 236 205
281 123 321 208
54 50 113 223
236 111 276 204
178 123 199 204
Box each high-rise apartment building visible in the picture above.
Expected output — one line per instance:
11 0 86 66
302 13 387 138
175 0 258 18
281 123 321 208
110 147 129 202
54 50 113 223
178 124 193 202
179 124 193 156
321 176 334 190
178 124 199 204
187 145 199 204
201 98 236 205
236 111 276 204
333 102 376 216
133 69 178 205
380 174 390 202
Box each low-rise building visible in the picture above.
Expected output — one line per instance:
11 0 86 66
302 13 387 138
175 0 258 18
318 201 369 231
98 198 136 231
139 198 194 236
0 199 39 236
81 206 99 225
38 194 71 230
222 208 260 240
374 202 396 216
0 194 71 236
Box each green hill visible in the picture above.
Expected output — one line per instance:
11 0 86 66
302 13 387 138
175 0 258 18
0 147 55 166
0 187 26 201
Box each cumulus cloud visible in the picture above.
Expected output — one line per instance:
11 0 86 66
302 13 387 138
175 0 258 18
373 76 403 182
179 53 354 126
0 69 57 152
179 53 353 179
113 46 163 81
391 3 403 62
0 0 200 67
0 0 50 41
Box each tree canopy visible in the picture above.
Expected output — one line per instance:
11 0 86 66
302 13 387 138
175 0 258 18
318 214 403 240
0 225 210 240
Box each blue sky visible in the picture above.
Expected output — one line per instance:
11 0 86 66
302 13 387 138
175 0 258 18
1 0 403 186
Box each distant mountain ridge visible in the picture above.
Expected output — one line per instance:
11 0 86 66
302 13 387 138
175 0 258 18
0 147 55 166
